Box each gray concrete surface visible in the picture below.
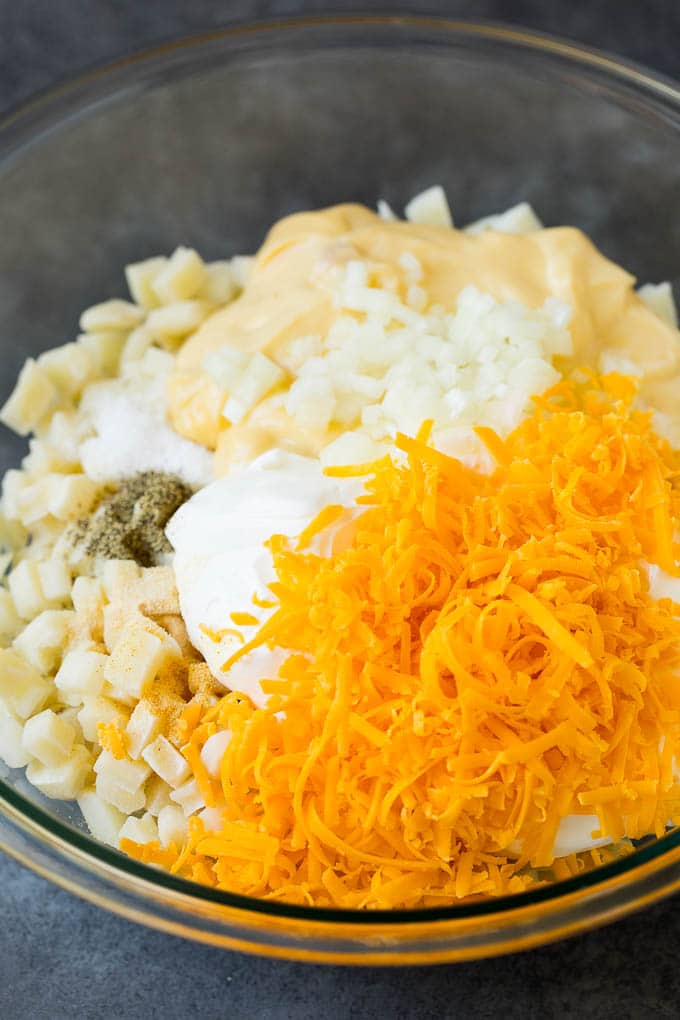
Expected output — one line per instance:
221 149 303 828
2 3 680 1018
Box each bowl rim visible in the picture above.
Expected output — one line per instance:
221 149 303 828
2 12 680 944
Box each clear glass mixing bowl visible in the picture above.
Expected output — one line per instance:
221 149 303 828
2 15 680 964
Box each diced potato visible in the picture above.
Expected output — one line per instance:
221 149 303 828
26 744 92 800
1 469 29 521
44 473 99 520
22 708 77 767
93 748 150 791
145 774 174 817
404 185 453 228
169 778 205 817
229 255 253 290
95 773 146 814
77 695 127 743
14 477 53 526
37 557 72 606
13 609 74 673
0 588 21 644
22 439 76 478
8 559 46 619
120 325 155 364
44 410 88 463
126 700 162 760
118 812 159 846
464 201 543 236
98 558 140 601
157 804 188 847
0 706 31 768
78 331 126 376
125 256 167 310
0 359 60 436
638 281 678 328
223 353 286 425
38 342 97 398
0 508 27 551
71 575 106 617
0 648 52 719
200 261 236 304
152 247 206 304
80 299 144 334
141 734 190 788
55 647 108 706
102 602 133 653
103 618 180 699
198 806 226 833
130 566 179 615
200 730 231 779
78 788 126 846
145 301 214 347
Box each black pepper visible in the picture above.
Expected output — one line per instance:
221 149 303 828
69 471 193 567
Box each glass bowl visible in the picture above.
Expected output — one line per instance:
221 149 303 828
2 15 680 965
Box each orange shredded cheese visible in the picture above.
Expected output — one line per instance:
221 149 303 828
127 374 680 908
97 721 128 760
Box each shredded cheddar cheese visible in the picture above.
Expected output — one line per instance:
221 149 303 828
125 374 680 908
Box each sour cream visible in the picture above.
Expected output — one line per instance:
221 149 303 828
166 451 360 706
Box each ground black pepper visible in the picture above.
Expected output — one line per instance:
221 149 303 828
69 471 193 567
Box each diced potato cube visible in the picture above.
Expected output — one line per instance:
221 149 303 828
125 700 162 760
1 469 29 520
152 247 206 304
125 256 167 310
223 353 286 425
13 609 74 673
198 806 226 833
93 748 150 791
229 255 253 290
95 773 146 814
8 560 46 619
0 648 52 719
638 282 678 328
0 508 27 551
102 602 132 653
55 648 108 706
200 261 236 305
71 575 106 617
78 788 126 846
22 438 76 478
404 185 453 227
77 695 127 743
26 744 92 800
38 342 97 398
0 706 31 768
22 708 77 767
103 618 180 699
169 778 205 817
98 558 140 601
0 588 21 644
120 325 154 364
0 359 60 436
157 804 188 848
37 557 72 606
45 473 99 520
145 301 213 346
145 774 174 817
44 410 88 463
14 477 51 525
78 331 126 376
80 299 144 334
141 734 190 788
118 812 159 846
200 729 231 779
130 566 179 615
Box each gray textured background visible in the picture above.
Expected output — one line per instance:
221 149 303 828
2 2 680 1018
